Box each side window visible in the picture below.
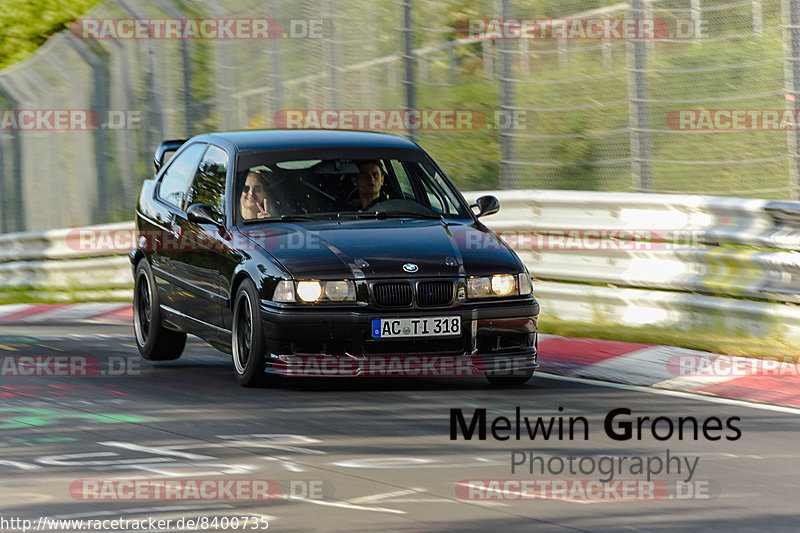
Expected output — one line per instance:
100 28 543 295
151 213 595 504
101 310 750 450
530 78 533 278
421 178 445 212
186 145 228 223
158 143 206 210
412 162 461 215
391 160 414 198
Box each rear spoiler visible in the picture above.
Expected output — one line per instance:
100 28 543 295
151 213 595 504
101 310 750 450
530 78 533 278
153 139 187 173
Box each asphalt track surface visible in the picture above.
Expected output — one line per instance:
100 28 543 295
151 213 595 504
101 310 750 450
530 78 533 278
1 322 799 532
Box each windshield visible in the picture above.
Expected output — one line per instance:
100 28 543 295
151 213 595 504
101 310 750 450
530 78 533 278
236 155 472 223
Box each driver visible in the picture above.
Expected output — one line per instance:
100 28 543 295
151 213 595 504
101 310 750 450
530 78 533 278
349 161 390 210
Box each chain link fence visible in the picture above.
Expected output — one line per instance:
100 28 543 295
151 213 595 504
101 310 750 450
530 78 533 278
0 0 798 232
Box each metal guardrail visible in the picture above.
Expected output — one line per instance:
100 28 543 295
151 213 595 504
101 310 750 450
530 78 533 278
1 190 799 341
464 190 800 342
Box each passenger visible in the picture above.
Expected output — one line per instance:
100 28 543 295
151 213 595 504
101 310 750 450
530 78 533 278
350 160 389 210
240 170 271 220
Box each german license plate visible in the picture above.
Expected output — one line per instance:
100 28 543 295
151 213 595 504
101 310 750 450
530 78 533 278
371 316 461 338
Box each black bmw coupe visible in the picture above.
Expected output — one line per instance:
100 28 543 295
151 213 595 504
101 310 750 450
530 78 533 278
131 130 539 386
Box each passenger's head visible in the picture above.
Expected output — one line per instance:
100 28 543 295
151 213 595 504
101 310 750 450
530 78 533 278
240 170 269 219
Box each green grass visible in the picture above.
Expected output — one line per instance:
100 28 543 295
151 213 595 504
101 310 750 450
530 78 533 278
540 316 800 360
0 285 131 305
0 0 103 70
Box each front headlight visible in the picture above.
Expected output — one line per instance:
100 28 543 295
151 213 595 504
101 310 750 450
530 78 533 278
296 281 323 302
272 280 356 303
324 280 356 301
467 274 518 298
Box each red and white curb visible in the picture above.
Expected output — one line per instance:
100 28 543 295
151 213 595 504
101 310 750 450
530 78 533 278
538 334 800 409
0 304 797 408
0 303 132 324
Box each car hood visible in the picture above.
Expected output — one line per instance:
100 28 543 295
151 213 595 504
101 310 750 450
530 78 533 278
240 219 521 279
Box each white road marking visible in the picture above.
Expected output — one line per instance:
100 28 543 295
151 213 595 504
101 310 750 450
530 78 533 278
455 481 598 505
539 372 800 414
332 456 505 469
349 488 424 504
53 504 237 519
282 495 405 514
0 459 41 470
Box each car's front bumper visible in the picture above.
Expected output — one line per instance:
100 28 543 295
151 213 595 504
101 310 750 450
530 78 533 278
258 299 539 377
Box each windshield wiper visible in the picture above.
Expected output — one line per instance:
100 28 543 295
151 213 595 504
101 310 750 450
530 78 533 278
376 210 442 220
245 214 331 223
335 212 381 219
333 211 442 220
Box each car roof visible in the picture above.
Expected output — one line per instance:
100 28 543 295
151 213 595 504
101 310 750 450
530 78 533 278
198 129 420 152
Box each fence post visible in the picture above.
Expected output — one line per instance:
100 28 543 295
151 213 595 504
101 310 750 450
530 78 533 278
269 5 283 122
156 0 194 136
401 0 417 141
326 0 340 109
691 0 703 42
0 79 23 231
783 0 800 199
753 0 763 34
497 0 516 189
627 0 653 191
482 40 493 79
65 34 112 223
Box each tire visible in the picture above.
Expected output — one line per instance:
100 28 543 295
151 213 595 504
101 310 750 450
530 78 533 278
485 368 534 387
231 278 273 387
133 260 186 361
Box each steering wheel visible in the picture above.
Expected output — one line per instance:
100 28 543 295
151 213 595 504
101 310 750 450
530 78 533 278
369 198 438 216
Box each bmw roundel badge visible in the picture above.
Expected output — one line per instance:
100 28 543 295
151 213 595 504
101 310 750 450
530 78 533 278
402 263 419 273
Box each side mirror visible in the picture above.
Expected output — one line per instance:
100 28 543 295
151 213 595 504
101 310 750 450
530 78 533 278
187 203 223 228
471 195 500 218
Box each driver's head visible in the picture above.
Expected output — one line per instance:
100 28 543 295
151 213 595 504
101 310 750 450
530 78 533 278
353 161 385 199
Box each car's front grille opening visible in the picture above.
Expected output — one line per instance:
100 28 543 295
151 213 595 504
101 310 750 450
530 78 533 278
476 333 532 353
373 282 413 307
417 280 454 306
363 338 466 355
291 341 327 355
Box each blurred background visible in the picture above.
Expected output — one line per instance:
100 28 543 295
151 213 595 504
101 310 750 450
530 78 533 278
0 0 795 232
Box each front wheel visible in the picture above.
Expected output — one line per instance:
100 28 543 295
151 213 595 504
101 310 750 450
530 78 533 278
231 278 273 387
133 260 186 361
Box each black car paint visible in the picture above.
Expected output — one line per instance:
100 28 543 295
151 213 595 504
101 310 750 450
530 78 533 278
132 130 538 373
